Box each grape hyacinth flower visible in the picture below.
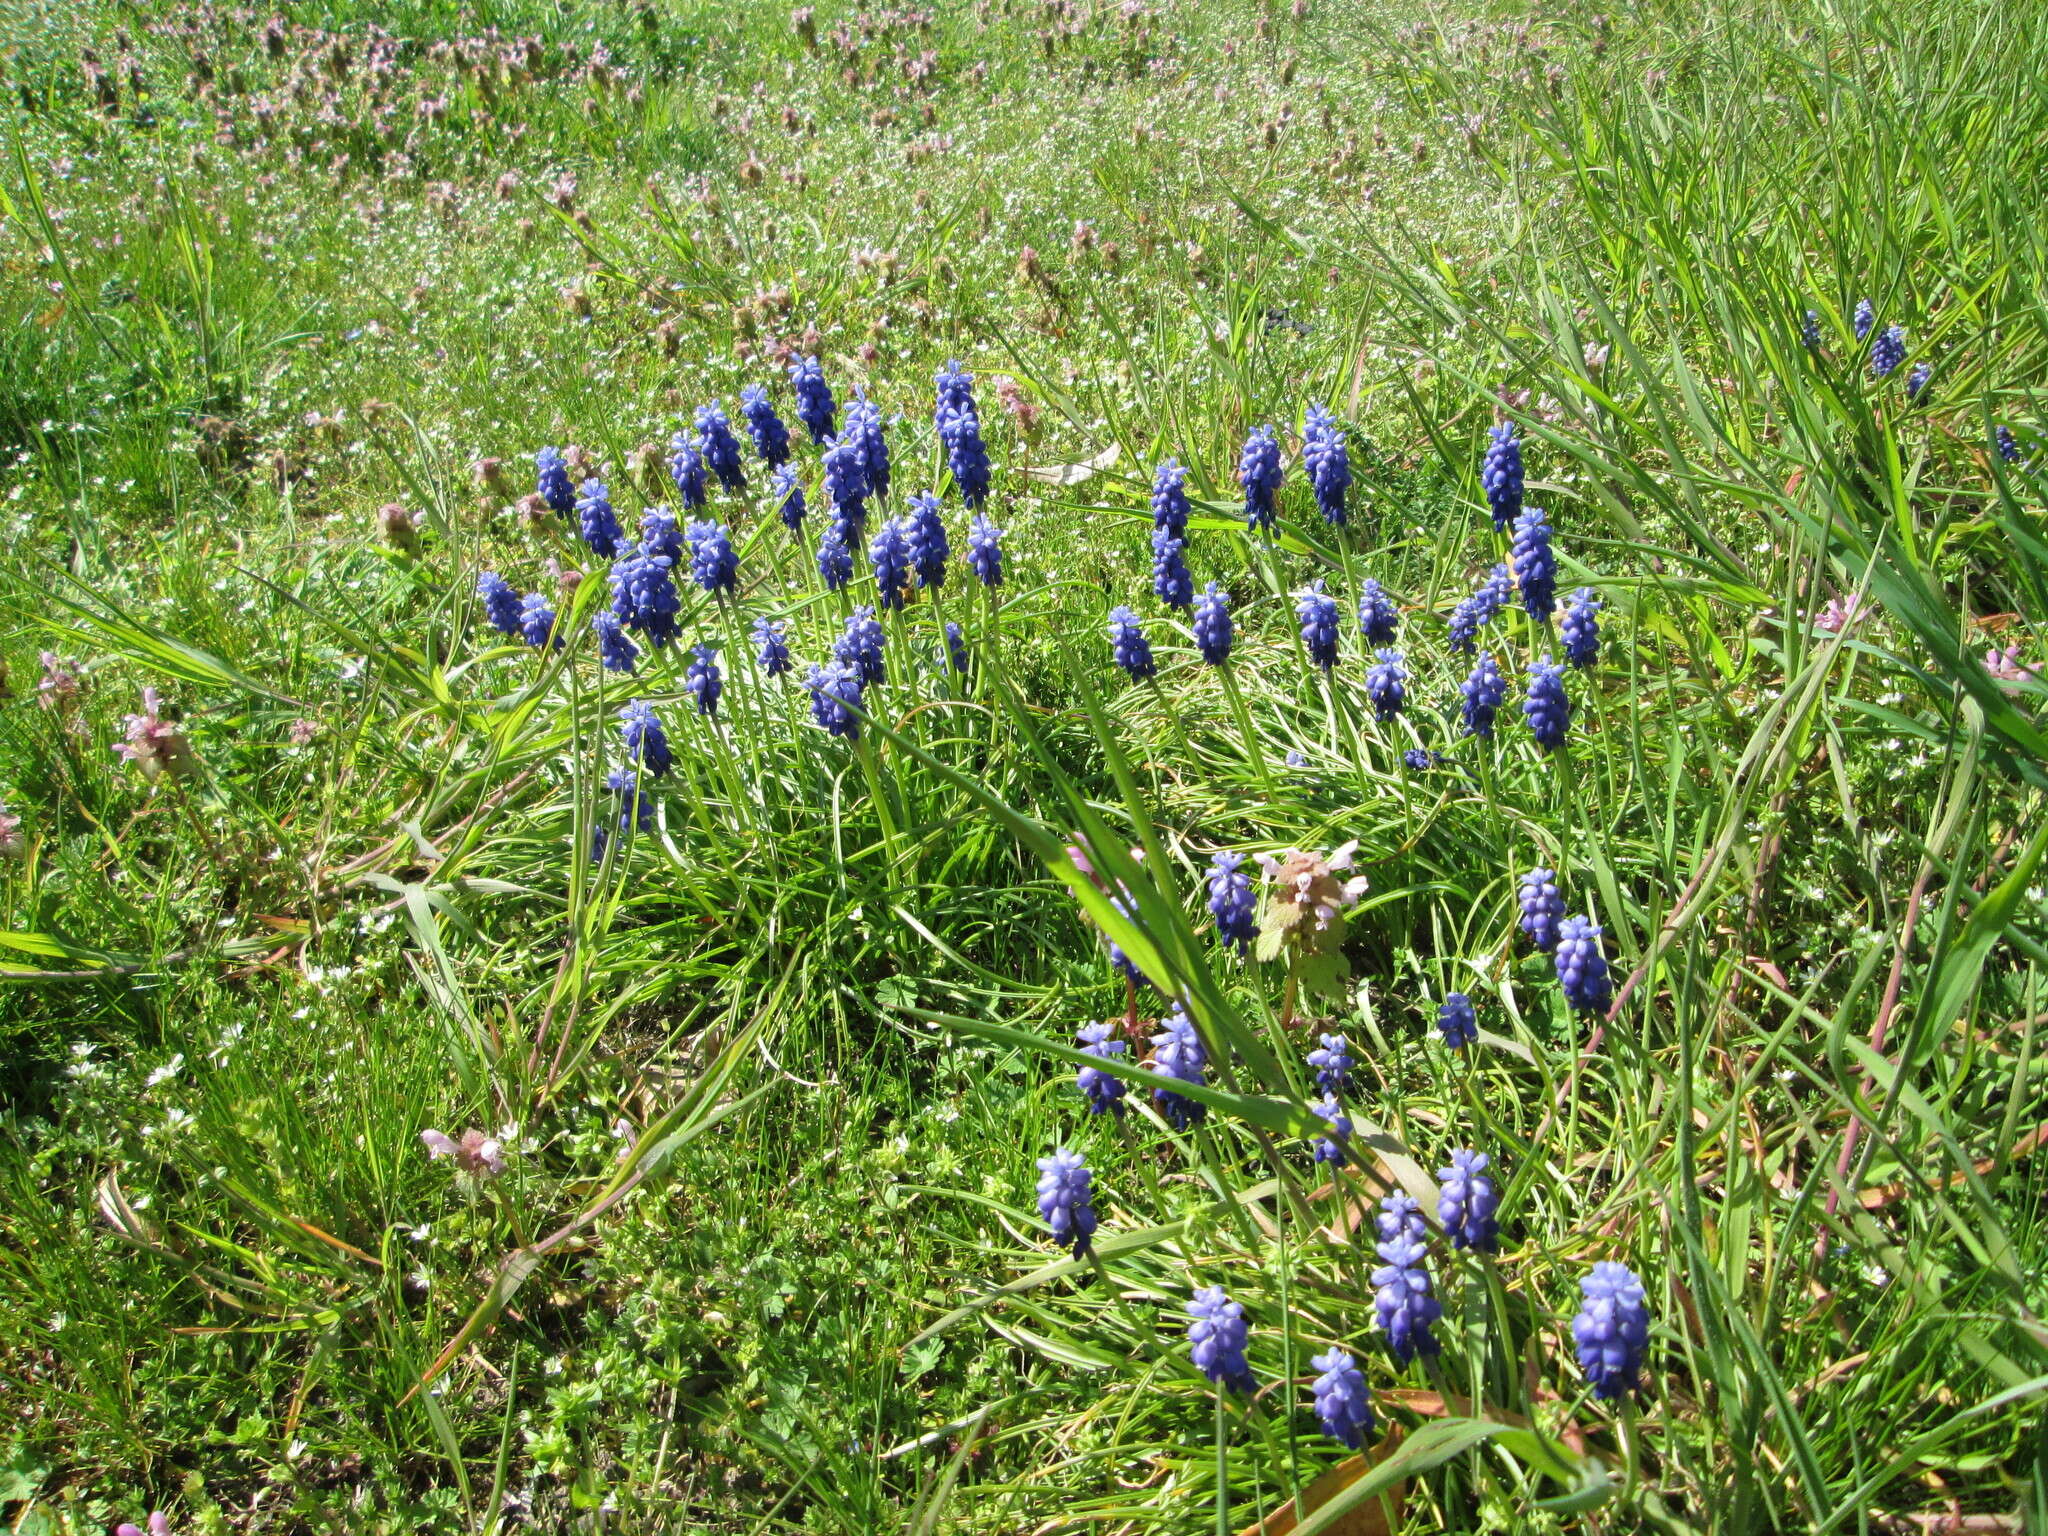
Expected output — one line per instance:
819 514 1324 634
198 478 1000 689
944 621 970 674
1404 748 1437 771
684 643 722 716
835 605 888 686
1035 1148 1097 1257
1297 584 1340 670
1437 992 1477 1050
1307 1032 1354 1097
696 402 747 492
592 611 640 674
1151 458 1191 538
967 512 1003 587
1187 1286 1254 1393
1519 868 1565 953
1377 1191 1427 1247
1152 528 1193 610
1206 851 1256 957
869 518 911 609
817 523 854 592
739 384 791 468
591 766 656 862
1365 649 1407 720
1238 424 1283 533
477 572 524 637
846 391 890 502
804 661 864 739
1906 362 1931 401
1372 1222 1441 1362
1108 606 1156 682
1461 651 1506 738
1310 1350 1374 1448
641 508 685 565
1103 892 1148 986
1303 405 1352 525
667 432 708 510
753 616 792 678
519 591 560 650
772 464 806 531
821 431 870 538
1573 1261 1650 1400
1476 562 1512 620
1437 1148 1500 1252
1151 1005 1208 1131
1358 579 1400 645
576 479 623 558
1511 505 1556 620
941 402 992 508
906 492 949 589
790 353 837 443
1561 588 1602 669
1871 323 1906 379
1555 914 1612 1013
1311 1093 1351 1166
1996 425 2022 463
1801 309 1821 350
1523 656 1571 751
619 700 672 777
536 445 575 516
1853 298 1876 340
935 359 976 423
1193 582 1232 665
1482 423 1524 532
687 520 739 596
1075 1020 1129 1116
608 546 682 648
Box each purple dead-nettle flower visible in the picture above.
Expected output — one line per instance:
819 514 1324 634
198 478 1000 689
1853 299 1875 340
697 402 747 492
576 478 623 557
1906 362 1931 401
114 687 195 779
753 616 792 678
667 431 708 510
940 402 992 508
1519 867 1565 952
835 604 887 686
805 660 864 739
687 519 740 595
1511 505 1556 619
684 643 722 716
1871 323 1906 379
1437 992 1477 1049
37 651 81 710
1555 914 1612 1013
1985 647 2040 687
1461 651 1507 738
817 522 855 591
1311 1093 1352 1165
1206 851 1256 956
821 430 870 539
477 571 524 637
1035 1147 1097 1257
420 1127 506 1179
1814 594 1863 634
1076 1020 1129 1115
536 445 575 515
1310 1350 1374 1448
790 353 838 443
1438 1148 1500 1252
906 492 950 589
593 611 639 674
1254 842 1370 933
1193 582 1233 665
1298 583 1341 669
869 517 911 609
1187 1285 1254 1393
967 512 1003 586
1151 1004 1208 1131
1307 1032 1354 1097
1238 424 1284 533
618 699 673 777
114 1515 173 1536
1303 405 1352 525
608 546 682 648
1561 588 1602 669
739 384 791 467
1574 1261 1650 1399
1108 605 1157 682
773 464 807 530
1153 527 1193 610
1523 655 1571 751
1482 423 1523 532
846 390 891 502
1364 648 1407 720
519 591 561 650
641 508 686 565
1358 579 1400 645
1151 457 1192 538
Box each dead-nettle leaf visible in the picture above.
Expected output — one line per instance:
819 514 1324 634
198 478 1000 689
1022 442 1122 485
1297 949 1353 1001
